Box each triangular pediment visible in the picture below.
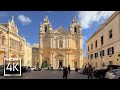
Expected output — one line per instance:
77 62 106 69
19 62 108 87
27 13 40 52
53 27 69 34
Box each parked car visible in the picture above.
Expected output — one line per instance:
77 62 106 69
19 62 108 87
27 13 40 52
0 65 4 75
105 69 120 79
31 67 36 71
26 66 31 72
21 66 27 72
92 69 99 78
92 65 120 79
34 67 41 71
41 67 49 70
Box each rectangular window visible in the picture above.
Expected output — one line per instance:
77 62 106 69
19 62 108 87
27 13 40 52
108 47 114 55
88 46 89 52
95 53 96 58
100 50 105 57
91 54 93 60
95 52 98 58
91 44 93 50
97 52 98 57
95 40 97 48
109 30 112 39
88 55 89 59
101 36 103 45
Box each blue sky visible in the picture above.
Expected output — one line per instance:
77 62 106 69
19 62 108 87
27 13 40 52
0 11 115 56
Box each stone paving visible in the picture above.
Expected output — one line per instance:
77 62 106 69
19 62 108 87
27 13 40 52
0 70 96 79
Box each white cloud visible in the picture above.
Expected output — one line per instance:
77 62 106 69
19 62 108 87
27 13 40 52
18 14 32 25
78 11 115 29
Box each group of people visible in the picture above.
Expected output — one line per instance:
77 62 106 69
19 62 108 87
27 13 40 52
84 63 95 79
63 65 71 79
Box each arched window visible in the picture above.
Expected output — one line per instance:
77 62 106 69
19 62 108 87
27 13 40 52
74 27 77 33
2 35 5 45
59 40 63 48
45 26 47 33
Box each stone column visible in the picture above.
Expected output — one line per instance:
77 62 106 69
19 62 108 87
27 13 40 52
50 53 53 67
68 37 70 48
40 37 43 49
79 54 83 68
66 53 69 67
65 54 67 67
50 37 52 48
39 54 42 68
68 53 69 66
68 38 69 48
63 55 65 67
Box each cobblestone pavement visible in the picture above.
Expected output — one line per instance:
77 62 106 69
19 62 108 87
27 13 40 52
0 70 96 79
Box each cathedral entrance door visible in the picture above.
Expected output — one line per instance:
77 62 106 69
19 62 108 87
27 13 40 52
74 62 77 68
59 60 63 68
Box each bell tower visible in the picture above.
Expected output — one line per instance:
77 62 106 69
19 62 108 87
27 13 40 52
40 16 52 34
69 16 82 34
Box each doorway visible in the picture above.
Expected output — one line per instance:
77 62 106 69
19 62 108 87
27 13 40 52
109 61 113 65
74 62 77 68
59 60 63 68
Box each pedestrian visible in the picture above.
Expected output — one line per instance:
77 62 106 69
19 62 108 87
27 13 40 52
88 64 93 79
63 67 68 79
84 65 87 74
68 65 71 74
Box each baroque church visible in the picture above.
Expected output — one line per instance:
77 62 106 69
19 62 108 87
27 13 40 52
39 16 83 70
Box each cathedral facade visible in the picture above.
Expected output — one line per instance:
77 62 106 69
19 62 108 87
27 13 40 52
39 16 83 70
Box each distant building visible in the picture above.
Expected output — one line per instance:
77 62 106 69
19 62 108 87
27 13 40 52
24 44 32 67
39 16 83 70
86 11 120 69
83 57 88 68
32 44 39 67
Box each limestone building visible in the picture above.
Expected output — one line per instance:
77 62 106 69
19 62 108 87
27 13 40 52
39 16 83 70
86 11 120 69
32 44 39 67
0 16 28 66
24 44 32 67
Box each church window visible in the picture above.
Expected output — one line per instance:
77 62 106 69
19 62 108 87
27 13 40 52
45 26 47 33
59 40 63 48
74 27 77 33
2 35 5 45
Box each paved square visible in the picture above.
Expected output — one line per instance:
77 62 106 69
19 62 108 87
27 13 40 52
0 70 96 79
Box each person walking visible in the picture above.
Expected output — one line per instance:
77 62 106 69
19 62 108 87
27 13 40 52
63 67 68 79
88 64 93 79
68 65 71 74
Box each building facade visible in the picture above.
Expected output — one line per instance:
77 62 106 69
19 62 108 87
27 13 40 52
0 16 27 66
24 45 32 67
86 11 120 69
32 44 39 67
39 16 83 70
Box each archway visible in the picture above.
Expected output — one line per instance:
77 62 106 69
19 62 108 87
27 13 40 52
57 54 64 68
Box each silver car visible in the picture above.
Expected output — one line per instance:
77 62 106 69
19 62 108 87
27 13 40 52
105 69 120 79
0 65 4 75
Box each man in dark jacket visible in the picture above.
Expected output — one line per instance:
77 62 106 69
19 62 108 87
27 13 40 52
63 67 68 79
68 65 71 74
88 64 93 79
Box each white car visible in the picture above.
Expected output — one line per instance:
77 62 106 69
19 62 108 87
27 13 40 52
105 69 120 79
31 67 36 71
